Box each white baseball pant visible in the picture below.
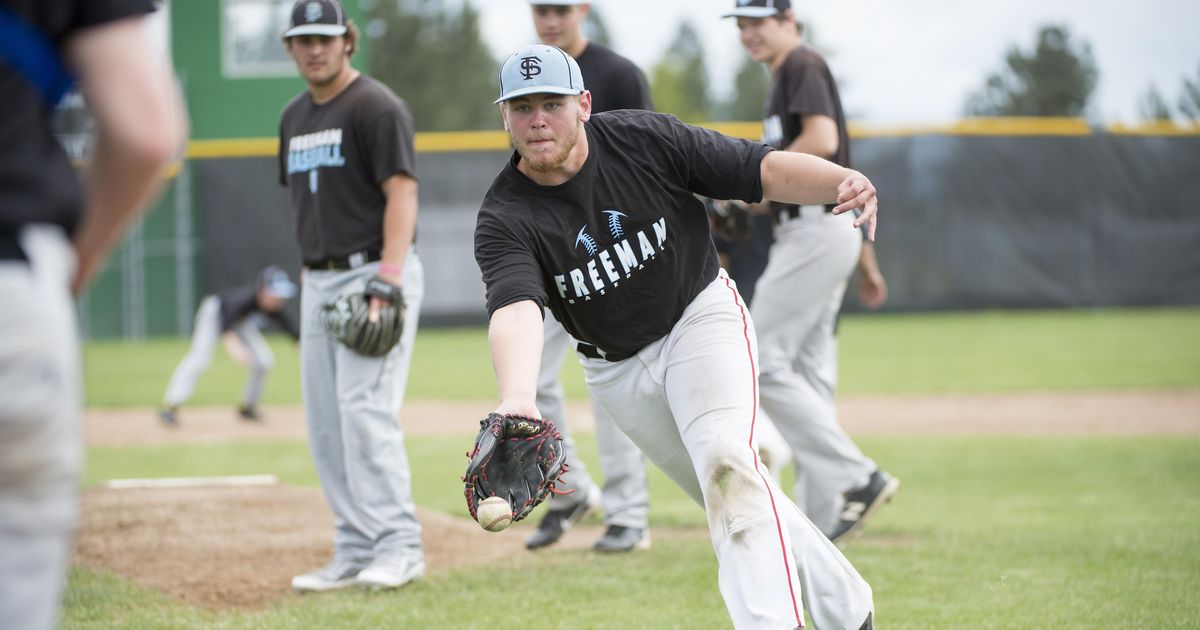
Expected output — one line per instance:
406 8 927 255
299 254 425 565
0 226 81 630
162 296 275 408
583 270 873 629
752 206 877 533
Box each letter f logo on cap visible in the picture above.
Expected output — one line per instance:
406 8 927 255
495 44 585 103
519 56 542 80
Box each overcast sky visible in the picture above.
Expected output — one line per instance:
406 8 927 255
468 0 1200 125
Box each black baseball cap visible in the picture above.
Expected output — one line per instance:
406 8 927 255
721 0 791 18
284 0 348 38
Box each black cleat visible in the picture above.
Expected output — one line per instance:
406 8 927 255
524 486 600 550
237 404 261 422
592 525 651 553
828 470 900 543
158 407 178 427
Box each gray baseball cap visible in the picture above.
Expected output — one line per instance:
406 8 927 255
721 0 791 18
494 44 585 104
528 1 587 5
259 265 297 299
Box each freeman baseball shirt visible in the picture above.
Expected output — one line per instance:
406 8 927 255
475 109 773 359
277 74 416 265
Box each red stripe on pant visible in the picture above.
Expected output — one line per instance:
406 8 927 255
722 275 803 628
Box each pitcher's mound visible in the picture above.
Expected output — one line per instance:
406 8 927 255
73 483 532 610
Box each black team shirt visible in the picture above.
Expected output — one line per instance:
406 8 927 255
475 110 773 359
278 75 416 264
0 0 154 233
215 285 300 340
762 45 850 218
574 42 653 113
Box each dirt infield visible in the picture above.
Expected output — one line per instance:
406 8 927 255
74 390 1200 610
84 390 1200 447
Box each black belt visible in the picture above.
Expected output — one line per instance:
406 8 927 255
0 229 26 262
304 249 381 271
576 342 636 362
772 204 836 225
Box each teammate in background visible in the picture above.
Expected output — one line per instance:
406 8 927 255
524 0 655 554
0 2 186 628
278 0 426 592
724 0 896 543
476 43 877 629
159 266 300 425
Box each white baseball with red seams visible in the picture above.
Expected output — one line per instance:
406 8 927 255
477 497 513 532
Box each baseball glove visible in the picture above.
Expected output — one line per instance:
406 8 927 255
319 276 406 357
704 197 752 242
462 413 569 524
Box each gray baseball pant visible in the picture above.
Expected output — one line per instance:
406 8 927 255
300 255 424 565
0 226 81 630
162 296 275 407
539 315 649 529
752 207 877 533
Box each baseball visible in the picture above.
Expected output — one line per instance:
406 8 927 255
477 496 512 532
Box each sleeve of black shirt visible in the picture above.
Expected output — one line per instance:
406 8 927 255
785 56 838 119
362 94 418 183
71 0 156 31
277 117 288 187
659 114 773 203
474 209 547 318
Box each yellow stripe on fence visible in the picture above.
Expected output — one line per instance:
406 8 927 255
180 117 1199 159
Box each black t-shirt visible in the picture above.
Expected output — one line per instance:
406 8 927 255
475 110 773 358
216 285 300 340
278 75 417 263
0 0 155 232
575 42 653 114
762 45 850 216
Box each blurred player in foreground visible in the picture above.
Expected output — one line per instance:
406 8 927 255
159 265 299 425
474 43 877 629
0 2 185 628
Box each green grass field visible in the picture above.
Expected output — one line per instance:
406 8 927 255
84 308 1200 407
66 308 1200 628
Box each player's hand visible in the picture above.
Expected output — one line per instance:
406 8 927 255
832 173 878 242
364 274 401 324
858 268 889 310
493 401 541 419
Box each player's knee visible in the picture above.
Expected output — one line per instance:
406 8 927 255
702 454 773 544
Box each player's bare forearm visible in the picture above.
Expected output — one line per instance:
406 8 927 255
487 300 544 418
378 174 418 284
760 151 879 240
783 113 839 159
66 17 186 294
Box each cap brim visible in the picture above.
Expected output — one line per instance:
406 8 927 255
494 85 583 104
720 8 781 18
284 24 347 38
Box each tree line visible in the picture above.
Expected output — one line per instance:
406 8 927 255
364 2 1198 131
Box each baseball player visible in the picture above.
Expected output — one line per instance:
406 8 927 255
524 0 655 554
476 44 877 630
158 266 299 425
0 2 185 628
724 0 897 542
278 0 426 592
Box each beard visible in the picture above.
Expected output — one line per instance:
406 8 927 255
518 122 579 173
